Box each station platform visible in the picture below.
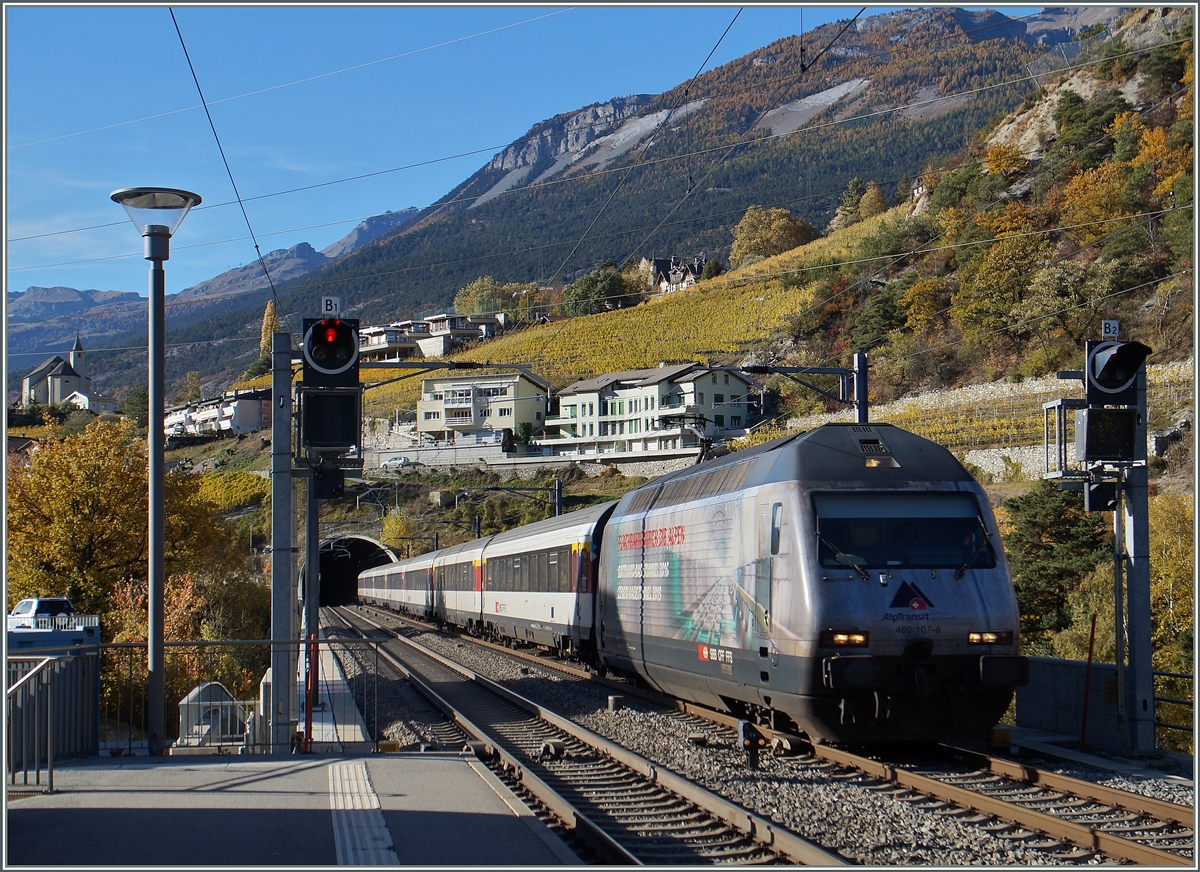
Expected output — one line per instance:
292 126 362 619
307 636 372 753
6 750 579 866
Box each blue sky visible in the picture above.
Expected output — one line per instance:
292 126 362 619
5 4 1040 299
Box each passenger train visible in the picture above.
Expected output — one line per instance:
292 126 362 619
359 423 1028 743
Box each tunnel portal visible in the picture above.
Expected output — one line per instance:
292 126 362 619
318 535 396 606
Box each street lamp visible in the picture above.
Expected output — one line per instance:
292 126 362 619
111 186 201 755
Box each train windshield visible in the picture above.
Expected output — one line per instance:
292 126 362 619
813 492 995 571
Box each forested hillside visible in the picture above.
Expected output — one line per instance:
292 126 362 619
352 8 1192 424
81 6 1090 394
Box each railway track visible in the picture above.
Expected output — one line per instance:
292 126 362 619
328 607 844 865
349 603 1194 866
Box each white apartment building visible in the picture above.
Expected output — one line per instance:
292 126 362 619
164 389 271 437
359 314 506 362
540 364 761 456
415 370 549 445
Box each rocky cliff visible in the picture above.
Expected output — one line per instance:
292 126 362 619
486 95 655 173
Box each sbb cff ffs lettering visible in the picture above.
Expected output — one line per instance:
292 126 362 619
302 318 359 387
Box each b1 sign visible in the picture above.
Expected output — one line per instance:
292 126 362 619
322 296 341 315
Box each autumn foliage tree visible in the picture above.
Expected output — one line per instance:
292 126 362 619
6 420 243 632
730 205 820 268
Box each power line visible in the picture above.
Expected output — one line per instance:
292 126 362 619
12 15 1161 249
7 8 577 151
544 7 744 289
2 42 1095 272
170 7 293 334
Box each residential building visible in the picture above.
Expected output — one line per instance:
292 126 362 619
164 389 271 437
540 363 760 456
415 371 549 445
416 313 482 358
64 390 118 414
640 255 707 294
358 313 509 362
358 325 419 363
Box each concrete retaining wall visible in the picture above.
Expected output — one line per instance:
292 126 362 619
1015 656 1128 752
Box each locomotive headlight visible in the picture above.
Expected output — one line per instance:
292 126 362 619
968 631 1013 645
819 630 869 647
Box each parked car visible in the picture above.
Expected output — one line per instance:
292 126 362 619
380 456 414 471
8 597 75 628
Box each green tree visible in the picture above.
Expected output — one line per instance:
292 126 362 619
1139 40 1187 98
827 177 870 231
1002 480 1108 648
700 257 725 281
851 280 907 350
951 235 1055 344
730 205 820 268
562 264 640 316
123 384 149 429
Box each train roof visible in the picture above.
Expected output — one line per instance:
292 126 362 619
360 550 434 577
485 500 618 553
611 423 973 517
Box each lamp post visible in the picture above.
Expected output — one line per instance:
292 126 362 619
111 187 201 755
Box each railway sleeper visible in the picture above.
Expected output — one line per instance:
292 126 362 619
576 780 663 796
635 840 771 863
582 795 691 814
628 821 731 839
1099 819 1178 834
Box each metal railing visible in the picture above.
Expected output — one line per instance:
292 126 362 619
7 658 57 792
1153 670 1194 738
7 614 100 632
99 638 381 756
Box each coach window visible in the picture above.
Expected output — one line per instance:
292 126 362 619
771 503 783 555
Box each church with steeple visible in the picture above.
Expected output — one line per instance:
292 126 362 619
20 336 117 412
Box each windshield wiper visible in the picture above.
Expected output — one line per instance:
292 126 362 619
819 535 869 581
955 521 993 579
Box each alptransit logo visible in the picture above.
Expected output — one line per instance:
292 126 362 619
889 581 935 611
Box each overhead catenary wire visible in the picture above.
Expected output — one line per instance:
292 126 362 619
16 29 1173 278
169 7 294 335
8 6 1098 247
9 37 1190 374
10 78 1187 342
544 7 744 289
7 8 576 151
525 7 864 365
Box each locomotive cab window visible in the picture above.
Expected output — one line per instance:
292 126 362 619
813 493 994 571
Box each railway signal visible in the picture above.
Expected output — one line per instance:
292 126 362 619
302 317 359 387
1043 330 1156 753
298 317 362 457
1084 340 1151 407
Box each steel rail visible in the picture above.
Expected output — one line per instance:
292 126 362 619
814 744 1191 866
342 607 843 865
351 605 1193 865
941 743 1195 828
326 609 636 864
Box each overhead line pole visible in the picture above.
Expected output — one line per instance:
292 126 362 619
270 332 297 753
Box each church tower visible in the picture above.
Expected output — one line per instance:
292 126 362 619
69 334 86 380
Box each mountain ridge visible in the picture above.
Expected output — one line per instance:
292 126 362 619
8 6 1138 402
